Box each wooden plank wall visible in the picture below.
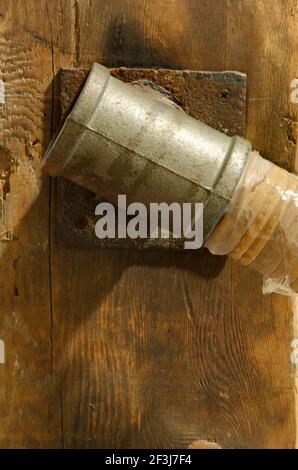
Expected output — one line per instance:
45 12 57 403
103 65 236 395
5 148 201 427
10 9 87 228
0 0 297 448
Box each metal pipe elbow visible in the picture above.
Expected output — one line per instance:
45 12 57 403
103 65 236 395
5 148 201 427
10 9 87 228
42 63 251 239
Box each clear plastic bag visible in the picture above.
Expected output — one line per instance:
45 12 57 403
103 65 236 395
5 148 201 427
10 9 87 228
205 151 298 296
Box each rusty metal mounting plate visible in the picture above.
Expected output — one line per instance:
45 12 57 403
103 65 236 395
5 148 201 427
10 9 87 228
55 67 247 249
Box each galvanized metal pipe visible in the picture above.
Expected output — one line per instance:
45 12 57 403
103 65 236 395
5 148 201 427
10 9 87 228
42 62 251 239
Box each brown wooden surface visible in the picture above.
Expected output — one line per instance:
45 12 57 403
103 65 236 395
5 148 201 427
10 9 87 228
0 0 297 448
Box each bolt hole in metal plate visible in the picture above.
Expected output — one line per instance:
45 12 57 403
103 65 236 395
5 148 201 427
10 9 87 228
56 67 247 249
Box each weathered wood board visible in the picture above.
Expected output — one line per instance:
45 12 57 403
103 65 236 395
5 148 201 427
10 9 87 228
0 0 297 448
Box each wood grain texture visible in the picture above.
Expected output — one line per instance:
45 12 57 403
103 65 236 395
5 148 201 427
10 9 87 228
0 0 61 447
0 0 297 449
